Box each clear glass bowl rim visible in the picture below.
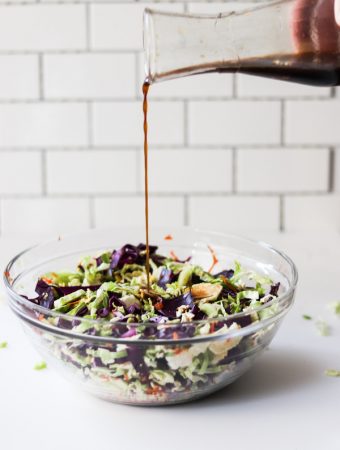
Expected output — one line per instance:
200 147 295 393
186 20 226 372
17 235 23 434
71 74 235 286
3 228 298 343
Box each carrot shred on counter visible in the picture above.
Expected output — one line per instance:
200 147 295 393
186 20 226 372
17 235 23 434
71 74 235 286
207 245 219 274
170 250 179 261
164 234 173 241
4 271 13 284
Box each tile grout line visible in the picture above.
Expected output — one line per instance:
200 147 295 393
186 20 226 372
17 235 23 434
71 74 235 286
183 195 189 226
279 195 285 232
86 4 91 51
232 74 237 99
0 191 332 200
38 53 44 100
280 100 285 146
89 197 95 229
0 96 333 103
183 100 189 146
87 102 93 147
328 146 335 192
232 147 237 193
0 144 335 151
0 198 2 237
41 150 47 196
135 51 141 99
136 148 141 195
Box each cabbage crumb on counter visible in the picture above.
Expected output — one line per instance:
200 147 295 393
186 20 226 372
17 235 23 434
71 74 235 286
325 369 340 377
25 243 280 325
34 361 47 371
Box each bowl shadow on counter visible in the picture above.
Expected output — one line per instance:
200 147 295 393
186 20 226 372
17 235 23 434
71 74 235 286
185 347 319 408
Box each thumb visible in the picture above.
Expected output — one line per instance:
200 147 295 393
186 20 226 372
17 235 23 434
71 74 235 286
336 0 340 25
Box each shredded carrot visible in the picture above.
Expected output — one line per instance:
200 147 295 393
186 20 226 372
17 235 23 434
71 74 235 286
164 234 173 241
38 314 45 321
123 374 129 382
42 277 54 285
174 347 184 355
210 322 216 333
146 385 163 395
154 301 163 311
170 250 179 261
207 245 219 273
172 331 179 340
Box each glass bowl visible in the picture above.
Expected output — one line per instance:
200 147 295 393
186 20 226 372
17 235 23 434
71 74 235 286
4 227 298 405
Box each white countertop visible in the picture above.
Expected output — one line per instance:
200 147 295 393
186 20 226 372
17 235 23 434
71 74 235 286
1 232 340 450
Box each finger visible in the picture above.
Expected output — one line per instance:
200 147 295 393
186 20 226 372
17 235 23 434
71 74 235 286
311 0 338 53
291 0 339 53
335 0 340 25
290 0 318 53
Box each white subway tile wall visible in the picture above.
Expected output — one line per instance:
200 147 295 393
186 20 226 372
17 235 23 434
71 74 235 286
284 195 340 232
237 148 330 193
188 101 281 146
46 150 137 194
0 0 338 237
147 149 233 193
1 198 90 234
94 196 185 228
0 103 88 148
90 3 184 51
92 101 184 146
0 152 42 195
188 196 280 232
0 55 39 100
44 54 136 99
0 5 86 51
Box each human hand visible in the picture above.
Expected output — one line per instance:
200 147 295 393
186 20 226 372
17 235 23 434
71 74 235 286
291 0 339 53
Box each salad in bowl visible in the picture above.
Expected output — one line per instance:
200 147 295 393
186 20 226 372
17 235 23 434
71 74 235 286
4 228 297 405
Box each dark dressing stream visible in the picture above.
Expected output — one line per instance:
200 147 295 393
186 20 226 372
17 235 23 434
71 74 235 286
143 81 150 290
142 53 340 289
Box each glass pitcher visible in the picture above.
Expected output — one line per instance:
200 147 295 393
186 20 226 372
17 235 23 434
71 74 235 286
143 0 340 86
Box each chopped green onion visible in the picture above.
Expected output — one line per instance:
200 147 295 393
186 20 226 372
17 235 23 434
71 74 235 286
325 369 340 377
0 341 8 349
303 314 312 320
34 361 47 371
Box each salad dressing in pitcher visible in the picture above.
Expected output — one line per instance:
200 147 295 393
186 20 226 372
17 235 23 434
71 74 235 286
142 0 340 284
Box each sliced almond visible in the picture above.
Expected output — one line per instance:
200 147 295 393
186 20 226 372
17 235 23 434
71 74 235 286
191 283 222 302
